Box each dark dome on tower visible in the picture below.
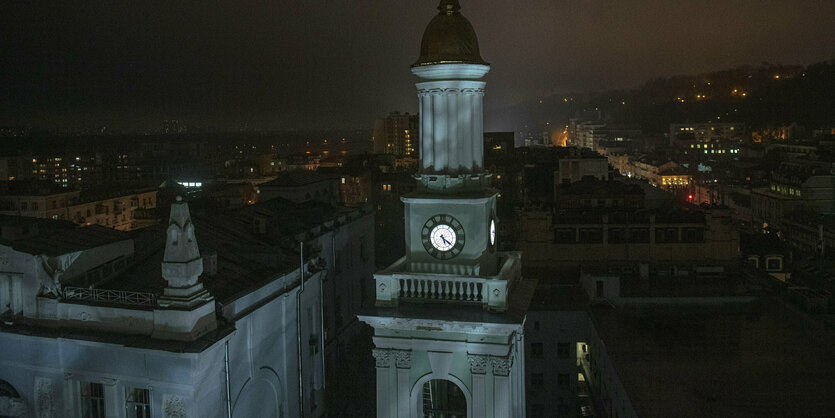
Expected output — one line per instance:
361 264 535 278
412 0 488 67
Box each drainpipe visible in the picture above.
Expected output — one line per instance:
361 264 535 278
297 240 306 417
319 231 332 391
224 340 232 418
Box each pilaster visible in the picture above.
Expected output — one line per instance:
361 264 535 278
468 354 489 418
394 349 412 418
492 355 511 417
372 349 392 418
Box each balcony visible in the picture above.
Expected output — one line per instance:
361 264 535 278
63 286 156 308
374 251 522 312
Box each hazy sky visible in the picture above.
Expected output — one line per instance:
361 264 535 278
2 0 833 131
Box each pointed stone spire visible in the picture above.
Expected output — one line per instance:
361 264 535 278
158 196 212 309
162 196 202 289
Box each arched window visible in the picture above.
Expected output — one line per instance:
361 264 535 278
422 379 466 418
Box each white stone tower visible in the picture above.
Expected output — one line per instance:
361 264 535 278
360 1 531 416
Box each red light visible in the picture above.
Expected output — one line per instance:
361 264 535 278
688 195 693 200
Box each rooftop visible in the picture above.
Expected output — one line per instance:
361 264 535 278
260 170 333 187
1 220 130 256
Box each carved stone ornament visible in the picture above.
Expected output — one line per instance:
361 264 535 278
162 394 186 418
491 356 511 377
467 354 489 375
34 377 55 417
372 349 391 368
394 350 412 369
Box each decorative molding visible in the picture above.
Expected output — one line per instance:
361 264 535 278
491 356 511 377
467 354 489 375
394 350 412 369
358 315 520 337
34 377 55 417
372 348 391 368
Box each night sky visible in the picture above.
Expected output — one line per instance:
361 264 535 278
2 0 833 132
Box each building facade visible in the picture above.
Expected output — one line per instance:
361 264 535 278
0 192 374 417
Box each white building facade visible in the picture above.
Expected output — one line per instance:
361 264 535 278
359 1 531 417
0 196 374 417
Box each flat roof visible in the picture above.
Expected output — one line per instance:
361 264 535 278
3 223 131 256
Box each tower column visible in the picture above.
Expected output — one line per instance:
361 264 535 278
416 81 486 175
460 90 473 172
446 88 459 172
473 90 484 170
394 350 413 418
468 354 489 417
433 88 447 171
372 349 393 418
492 356 511 417
420 92 434 171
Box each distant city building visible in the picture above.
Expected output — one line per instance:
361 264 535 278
0 185 157 231
556 178 645 209
372 112 419 157
258 171 338 205
521 207 739 272
670 122 745 158
484 132 515 157
626 156 692 190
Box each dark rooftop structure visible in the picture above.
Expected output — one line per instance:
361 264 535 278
261 170 333 188
0 216 130 256
590 297 835 417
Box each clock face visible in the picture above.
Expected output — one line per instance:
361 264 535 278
421 215 465 260
489 218 496 247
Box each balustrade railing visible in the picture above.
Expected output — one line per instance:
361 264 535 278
399 277 484 303
63 286 156 308
374 252 522 312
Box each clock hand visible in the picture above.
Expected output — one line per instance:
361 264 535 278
441 235 450 245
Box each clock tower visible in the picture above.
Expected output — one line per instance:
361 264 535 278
359 1 531 417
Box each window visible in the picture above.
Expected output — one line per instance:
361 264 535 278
20 202 28 211
628 228 649 243
554 228 575 243
531 373 544 386
558 373 570 389
531 342 544 359
608 228 625 244
32 202 39 211
126 387 151 418
681 228 704 243
557 343 570 359
533 320 540 331
655 228 679 243
81 382 105 418
766 257 782 271
578 228 602 244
